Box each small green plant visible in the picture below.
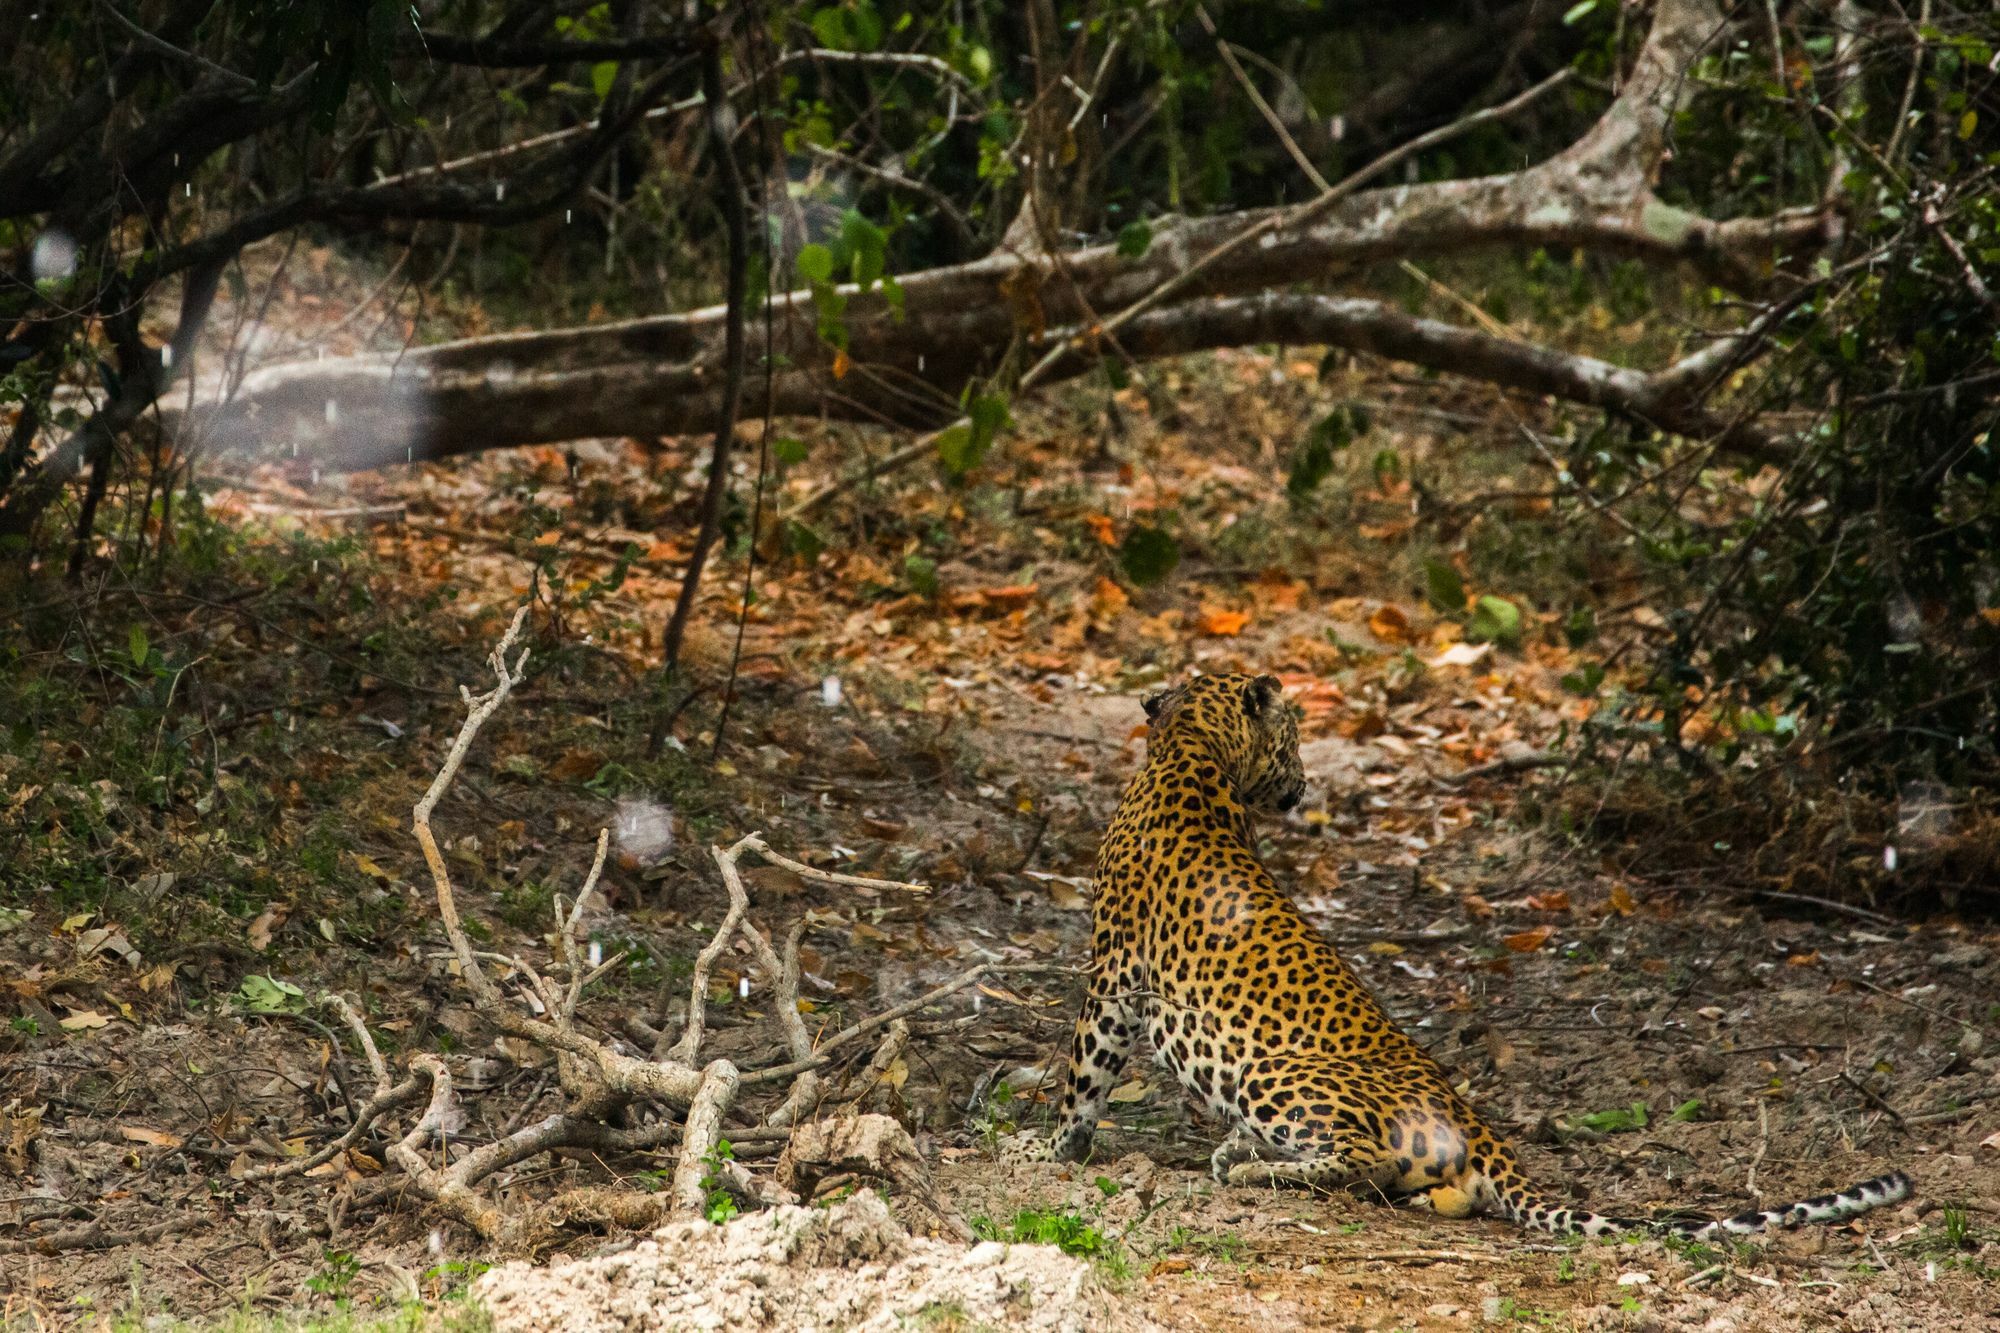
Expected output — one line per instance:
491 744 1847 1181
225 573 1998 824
1495 1296 1558 1325
700 1139 739 1224
1943 1206 1971 1250
972 1207 1131 1279
1164 1225 1246 1262
305 1248 362 1299
1555 1254 1576 1283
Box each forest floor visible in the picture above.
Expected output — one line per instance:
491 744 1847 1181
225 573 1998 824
6 258 2000 1330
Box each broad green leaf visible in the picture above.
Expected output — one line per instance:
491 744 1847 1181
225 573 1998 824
772 437 810 466
1468 594 1523 647
237 974 306 1014
1118 526 1179 586
590 61 618 100
128 624 150 668
1422 559 1466 613
795 244 834 285
1115 221 1153 259
904 554 939 597
842 210 888 286
935 423 980 476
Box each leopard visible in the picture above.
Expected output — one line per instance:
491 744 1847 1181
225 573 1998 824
1048 671 1912 1238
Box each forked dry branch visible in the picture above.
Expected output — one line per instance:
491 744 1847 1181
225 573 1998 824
244 605 1055 1249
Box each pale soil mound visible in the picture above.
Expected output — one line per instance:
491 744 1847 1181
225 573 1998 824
472 1189 1157 1332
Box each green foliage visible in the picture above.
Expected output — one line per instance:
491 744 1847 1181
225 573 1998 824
1466 594 1522 648
700 1139 739 1224
1287 405 1368 500
236 975 308 1015
1117 525 1179 586
970 1207 1131 1278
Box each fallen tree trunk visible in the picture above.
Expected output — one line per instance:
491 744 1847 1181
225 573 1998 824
182 0 1824 475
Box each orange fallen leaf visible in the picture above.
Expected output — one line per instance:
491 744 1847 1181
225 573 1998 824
1979 608 2000 626
1460 893 1496 920
1367 604 1411 643
1090 577 1129 619
831 348 851 379
1607 883 1638 915
1199 608 1251 637
979 584 1038 611
1525 891 1570 913
1083 514 1117 547
119 1125 185 1149
1502 925 1556 953
1785 951 1820 967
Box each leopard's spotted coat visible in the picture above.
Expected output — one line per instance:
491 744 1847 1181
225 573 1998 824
1049 672 1911 1237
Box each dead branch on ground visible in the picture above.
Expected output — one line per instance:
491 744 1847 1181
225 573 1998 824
230 606 1051 1251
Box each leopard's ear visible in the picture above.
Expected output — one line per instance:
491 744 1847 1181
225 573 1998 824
1141 689 1170 721
1241 674 1282 718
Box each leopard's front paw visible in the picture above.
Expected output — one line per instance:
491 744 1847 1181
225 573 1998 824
1044 1123 1094 1164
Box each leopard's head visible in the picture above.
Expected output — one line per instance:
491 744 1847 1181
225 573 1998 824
1143 672 1306 814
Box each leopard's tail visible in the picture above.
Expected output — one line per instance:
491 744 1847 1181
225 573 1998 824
1500 1170 1914 1240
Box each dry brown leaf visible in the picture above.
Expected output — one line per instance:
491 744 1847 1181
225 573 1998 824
1607 883 1638 915
549 748 607 782
247 903 286 953
1501 925 1556 953
831 348 852 379
1084 514 1117 547
58 1008 110 1030
119 1125 185 1149
1524 891 1570 913
1367 604 1411 643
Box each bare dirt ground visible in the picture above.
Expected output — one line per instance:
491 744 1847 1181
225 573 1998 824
7 294 2000 1328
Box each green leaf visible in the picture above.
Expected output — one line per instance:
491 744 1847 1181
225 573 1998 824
237 974 306 1015
1562 0 1599 24
809 7 852 50
841 209 888 286
1287 438 1335 498
128 624 150 668
1118 525 1180 586
590 61 618 100
1570 1102 1647 1134
1468 594 1523 647
795 244 834 285
935 423 981 476
772 437 810 466
1667 1098 1702 1123
1422 559 1466 614
968 393 1010 450
904 554 939 597
1115 221 1153 259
